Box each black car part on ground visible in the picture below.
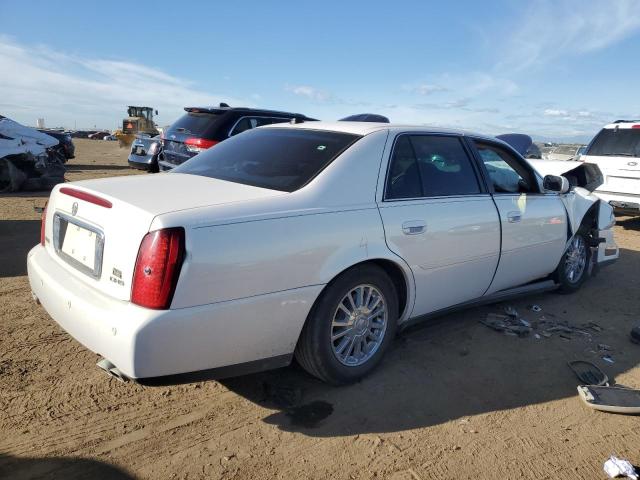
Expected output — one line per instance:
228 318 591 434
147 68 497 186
159 104 316 171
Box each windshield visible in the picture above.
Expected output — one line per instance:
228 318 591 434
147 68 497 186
173 128 361 192
168 112 222 136
587 128 640 157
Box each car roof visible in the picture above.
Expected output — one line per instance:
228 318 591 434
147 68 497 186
264 120 497 141
603 120 640 129
184 106 312 118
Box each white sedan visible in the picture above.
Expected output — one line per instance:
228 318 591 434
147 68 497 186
28 122 619 385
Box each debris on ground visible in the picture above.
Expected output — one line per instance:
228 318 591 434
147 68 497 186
568 360 609 386
0 115 66 192
579 385 640 415
528 304 542 312
602 355 615 364
604 456 639 479
480 304 602 341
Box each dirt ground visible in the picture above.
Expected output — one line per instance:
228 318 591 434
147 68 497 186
1 139 639 480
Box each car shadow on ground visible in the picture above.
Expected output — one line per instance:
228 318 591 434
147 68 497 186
0 220 40 278
220 248 639 436
0 454 136 480
616 215 640 231
66 164 131 171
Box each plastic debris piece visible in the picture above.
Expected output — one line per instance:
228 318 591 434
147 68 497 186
534 334 541 339
604 456 638 479
504 306 518 318
602 355 615 364
568 360 609 386
529 304 542 312
519 319 531 327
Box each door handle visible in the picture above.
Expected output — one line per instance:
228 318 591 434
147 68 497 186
402 220 426 235
507 211 522 223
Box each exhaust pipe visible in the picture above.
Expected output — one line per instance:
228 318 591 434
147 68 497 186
97 358 128 382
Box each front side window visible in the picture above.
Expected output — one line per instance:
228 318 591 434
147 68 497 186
174 128 360 192
385 135 481 199
474 141 537 194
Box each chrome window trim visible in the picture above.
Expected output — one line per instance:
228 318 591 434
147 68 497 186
53 212 105 279
382 132 484 202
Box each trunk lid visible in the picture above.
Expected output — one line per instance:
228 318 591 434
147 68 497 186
44 173 283 302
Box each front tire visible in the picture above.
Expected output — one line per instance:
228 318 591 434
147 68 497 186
555 232 591 293
295 264 398 385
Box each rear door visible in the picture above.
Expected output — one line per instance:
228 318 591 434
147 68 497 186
378 133 500 316
583 127 640 197
469 139 567 294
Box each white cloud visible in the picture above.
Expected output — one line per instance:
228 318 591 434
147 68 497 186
501 0 640 70
0 36 249 129
544 109 569 117
284 84 332 102
402 83 447 95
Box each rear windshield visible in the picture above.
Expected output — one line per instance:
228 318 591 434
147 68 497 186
587 128 640 157
172 128 361 192
168 112 222 136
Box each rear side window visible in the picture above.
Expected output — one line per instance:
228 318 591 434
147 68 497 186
385 135 481 199
587 128 640 157
173 128 361 192
168 112 222 136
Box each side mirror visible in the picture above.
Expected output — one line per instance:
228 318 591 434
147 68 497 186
543 174 570 194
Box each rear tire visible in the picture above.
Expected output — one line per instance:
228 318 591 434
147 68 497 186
295 264 398 385
555 232 591 293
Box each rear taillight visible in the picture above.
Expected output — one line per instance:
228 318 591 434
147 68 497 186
632 125 640 129
131 228 185 310
40 203 48 246
184 137 218 153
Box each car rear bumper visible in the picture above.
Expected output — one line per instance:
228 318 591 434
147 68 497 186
595 191 640 212
27 245 321 379
128 155 155 171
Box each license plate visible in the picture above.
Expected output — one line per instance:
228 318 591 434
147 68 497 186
53 213 104 278
61 223 97 269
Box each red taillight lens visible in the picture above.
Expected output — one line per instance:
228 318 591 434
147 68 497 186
131 228 185 310
184 137 218 153
40 203 48 246
60 187 112 208
632 124 640 129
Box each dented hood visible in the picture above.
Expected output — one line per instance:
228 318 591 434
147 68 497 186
528 160 603 192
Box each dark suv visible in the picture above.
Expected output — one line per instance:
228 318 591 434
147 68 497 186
159 104 315 171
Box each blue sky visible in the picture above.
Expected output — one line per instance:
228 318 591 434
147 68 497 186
1 0 639 142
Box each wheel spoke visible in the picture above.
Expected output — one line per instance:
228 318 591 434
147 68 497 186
332 327 352 342
331 284 388 367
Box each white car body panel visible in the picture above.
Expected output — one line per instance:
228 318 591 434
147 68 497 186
378 195 500 315
485 194 566 294
580 122 640 212
27 122 619 380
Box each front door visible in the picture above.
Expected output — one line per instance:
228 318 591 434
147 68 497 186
470 139 567 294
378 134 501 317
